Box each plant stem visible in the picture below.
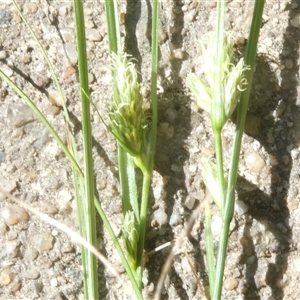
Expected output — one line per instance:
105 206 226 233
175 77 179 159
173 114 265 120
73 1 98 299
104 0 121 54
212 1 265 299
212 0 226 215
135 0 159 288
211 0 225 133
137 171 152 288
118 145 131 215
149 0 159 167
225 0 265 209
126 154 140 221
205 201 216 298
214 131 226 212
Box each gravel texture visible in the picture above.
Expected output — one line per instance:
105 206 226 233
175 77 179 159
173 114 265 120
0 0 300 299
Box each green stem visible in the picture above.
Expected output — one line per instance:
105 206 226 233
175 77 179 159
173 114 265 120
118 145 131 216
135 0 159 288
212 216 231 300
205 201 216 298
104 0 121 54
126 154 140 222
149 0 159 169
225 0 265 208
214 131 226 212
212 1 265 299
211 0 226 133
137 171 152 289
73 2 98 299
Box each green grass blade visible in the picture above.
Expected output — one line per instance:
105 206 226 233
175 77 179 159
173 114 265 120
136 0 159 288
104 0 121 54
148 0 159 168
73 1 98 299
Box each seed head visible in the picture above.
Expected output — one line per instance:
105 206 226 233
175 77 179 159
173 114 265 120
201 158 223 209
109 52 148 159
123 211 139 271
187 33 250 130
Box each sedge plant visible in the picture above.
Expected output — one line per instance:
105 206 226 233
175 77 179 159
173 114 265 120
104 0 159 290
187 0 265 299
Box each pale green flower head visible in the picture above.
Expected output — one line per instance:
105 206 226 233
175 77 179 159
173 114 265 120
108 52 148 158
186 74 211 114
201 158 224 210
223 58 249 118
123 211 139 271
187 33 249 129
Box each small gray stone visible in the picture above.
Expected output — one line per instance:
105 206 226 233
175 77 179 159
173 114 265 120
0 221 7 236
158 28 168 44
0 205 29 225
247 255 256 265
32 232 54 253
172 48 186 60
245 152 266 173
1 65 13 77
41 203 58 215
6 230 18 241
24 248 39 261
30 281 43 294
0 9 12 25
0 151 6 163
285 59 293 69
153 208 168 226
0 50 7 60
24 269 40 280
169 211 181 227
184 196 195 210
184 9 197 23
181 256 192 273
23 3 38 14
48 91 63 107
8 279 21 293
5 240 20 258
290 13 300 27
65 43 78 65
282 155 290 166
4 103 35 128
235 199 249 216
86 28 102 42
